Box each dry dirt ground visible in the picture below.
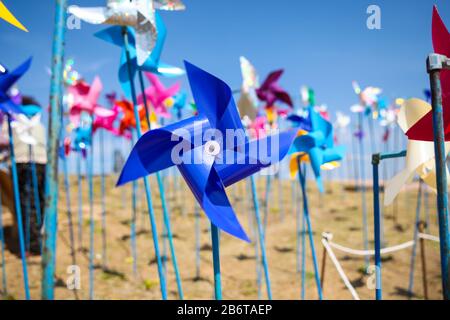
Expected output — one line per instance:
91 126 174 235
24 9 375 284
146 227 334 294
0 174 443 300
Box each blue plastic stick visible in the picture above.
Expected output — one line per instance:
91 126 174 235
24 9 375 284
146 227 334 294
99 130 107 268
263 174 272 235
29 147 42 226
211 223 222 300
296 180 301 274
194 202 201 279
7 115 30 300
0 191 7 296
301 204 306 300
122 27 167 299
87 146 95 300
62 151 77 267
372 154 382 300
77 152 83 251
358 113 370 267
408 181 423 298
137 69 183 299
130 134 138 275
250 175 272 299
297 157 323 300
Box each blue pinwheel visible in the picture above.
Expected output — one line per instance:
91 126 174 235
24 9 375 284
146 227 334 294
289 107 346 193
0 58 32 115
171 91 187 120
117 62 296 241
95 12 184 99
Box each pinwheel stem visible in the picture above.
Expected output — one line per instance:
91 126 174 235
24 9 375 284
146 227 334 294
87 146 95 300
194 203 201 280
7 115 30 300
428 56 450 300
29 148 42 227
0 191 7 297
99 130 107 269
131 179 138 275
210 223 222 300
250 175 272 299
122 27 167 300
137 69 183 299
407 181 423 298
263 175 272 236
76 152 83 251
297 157 323 300
418 221 429 300
42 0 67 300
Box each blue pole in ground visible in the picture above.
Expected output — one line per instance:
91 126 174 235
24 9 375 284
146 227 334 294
428 54 450 300
408 181 423 298
372 154 382 300
99 130 107 269
29 148 41 226
301 205 306 300
87 145 95 300
358 113 370 267
76 152 83 251
62 151 77 269
130 134 138 275
0 191 7 296
122 27 167 299
136 69 183 299
250 175 272 299
41 0 67 300
7 115 30 299
263 174 272 235
211 223 222 300
194 202 201 279
297 157 323 300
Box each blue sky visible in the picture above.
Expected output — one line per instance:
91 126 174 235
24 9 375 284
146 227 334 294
1 0 449 175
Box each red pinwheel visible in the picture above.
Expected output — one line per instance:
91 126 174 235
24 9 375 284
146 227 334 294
137 72 180 119
117 62 296 241
406 6 450 141
256 70 293 109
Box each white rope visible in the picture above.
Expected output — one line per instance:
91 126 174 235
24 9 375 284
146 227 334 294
328 240 414 256
418 233 440 243
321 238 360 300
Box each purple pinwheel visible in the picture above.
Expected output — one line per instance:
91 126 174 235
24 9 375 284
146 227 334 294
256 70 293 109
117 62 296 241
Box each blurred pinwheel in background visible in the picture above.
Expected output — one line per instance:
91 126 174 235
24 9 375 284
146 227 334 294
289 107 346 192
256 70 293 120
237 56 259 121
95 11 184 98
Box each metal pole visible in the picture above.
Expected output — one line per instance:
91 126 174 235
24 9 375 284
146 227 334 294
211 223 222 300
372 153 382 300
408 181 423 298
122 27 167 299
76 153 83 251
358 113 369 267
99 130 107 269
41 0 67 300
87 146 95 300
428 54 450 300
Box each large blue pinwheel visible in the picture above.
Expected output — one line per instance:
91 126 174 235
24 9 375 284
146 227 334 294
118 62 296 241
0 58 32 114
289 107 346 193
95 12 184 99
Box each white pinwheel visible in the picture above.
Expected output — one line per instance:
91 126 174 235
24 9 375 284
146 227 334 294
335 112 350 129
384 98 450 205
11 113 42 146
68 0 185 66
237 56 259 120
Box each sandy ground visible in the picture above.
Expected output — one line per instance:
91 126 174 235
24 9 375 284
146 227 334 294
0 174 443 300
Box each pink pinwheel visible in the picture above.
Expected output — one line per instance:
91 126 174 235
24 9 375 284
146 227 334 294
137 72 180 119
68 76 115 127
256 70 293 109
93 105 120 135
247 116 270 139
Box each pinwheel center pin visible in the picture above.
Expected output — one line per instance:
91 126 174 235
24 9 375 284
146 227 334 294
204 140 221 157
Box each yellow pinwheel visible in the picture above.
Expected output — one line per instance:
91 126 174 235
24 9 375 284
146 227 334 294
0 1 27 32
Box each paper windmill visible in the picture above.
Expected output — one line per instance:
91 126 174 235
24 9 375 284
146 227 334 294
289 107 346 192
95 11 184 98
0 58 32 115
0 1 27 32
117 62 297 241
68 0 160 66
335 112 351 130
256 70 293 109
93 105 120 135
68 77 115 128
172 91 187 120
137 72 180 119
404 7 450 141
351 81 382 117
115 99 149 137
11 113 42 146
237 56 259 121
384 98 450 205
301 86 316 107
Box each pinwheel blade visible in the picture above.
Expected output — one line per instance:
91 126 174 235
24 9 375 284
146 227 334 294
68 6 108 25
0 1 28 32
177 146 250 242
217 129 297 187
185 61 244 135
0 57 32 97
